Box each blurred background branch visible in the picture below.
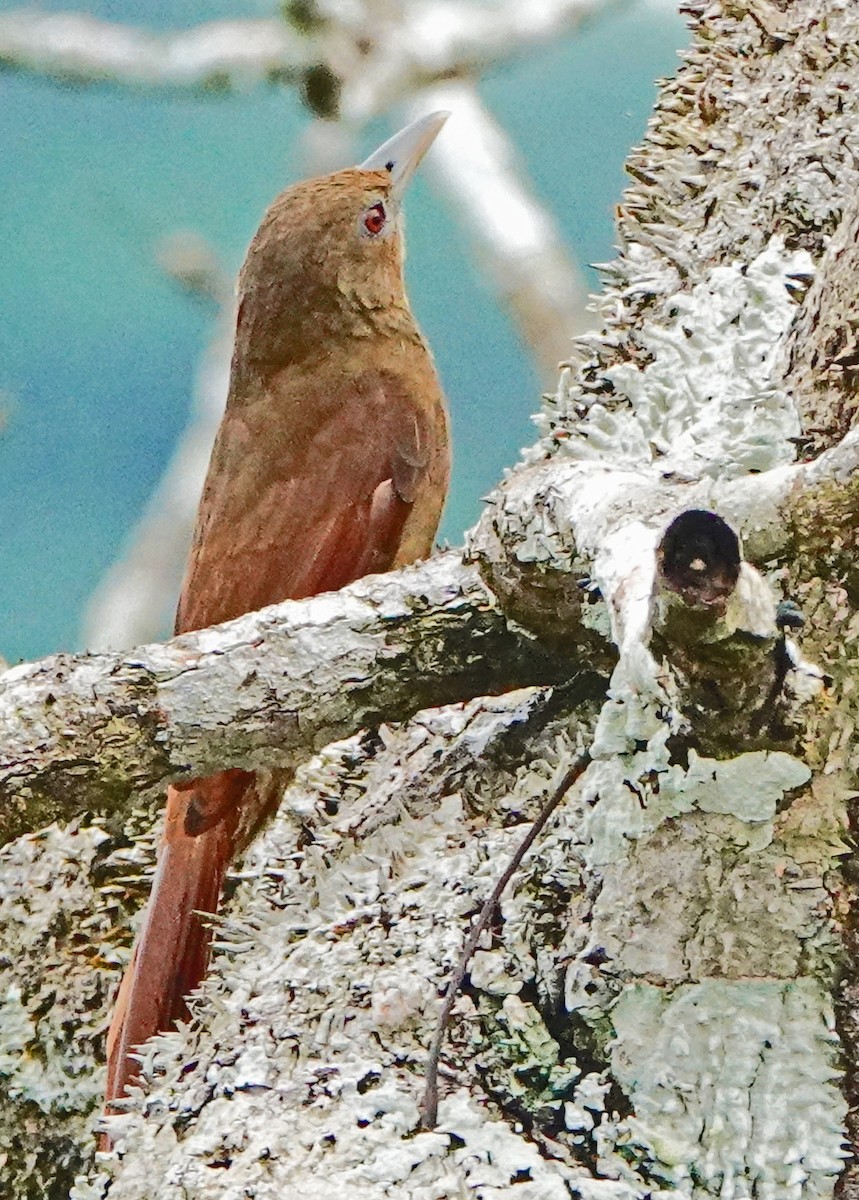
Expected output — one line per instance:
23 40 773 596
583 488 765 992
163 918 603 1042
0 1 623 95
0 11 306 91
82 287 234 651
405 84 594 373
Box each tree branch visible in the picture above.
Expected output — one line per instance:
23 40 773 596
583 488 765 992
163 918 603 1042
26 408 859 855
778 190 859 457
330 0 625 122
0 553 583 845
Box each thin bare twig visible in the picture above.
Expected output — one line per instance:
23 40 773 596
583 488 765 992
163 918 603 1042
421 749 591 1128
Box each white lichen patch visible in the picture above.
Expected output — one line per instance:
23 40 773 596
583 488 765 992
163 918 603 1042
539 240 812 483
76 693 604 1198
609 241 812 478
682 751 810 822
583 749 811 866
0 822 117 1113
559 749 833 988
603 979 846 1198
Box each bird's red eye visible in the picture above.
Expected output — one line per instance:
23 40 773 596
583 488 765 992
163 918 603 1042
362 201 387 237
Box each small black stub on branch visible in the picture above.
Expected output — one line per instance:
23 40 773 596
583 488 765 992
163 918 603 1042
658 510 740 608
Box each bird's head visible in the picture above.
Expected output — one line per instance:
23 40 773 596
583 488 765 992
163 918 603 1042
236 112 449 370
349 109 450 247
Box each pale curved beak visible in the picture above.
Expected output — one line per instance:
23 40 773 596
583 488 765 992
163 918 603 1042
359 111 450 203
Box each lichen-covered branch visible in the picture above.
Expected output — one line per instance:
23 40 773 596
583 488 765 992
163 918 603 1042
779 189 859 455
8 1 859 1197
0 554 577 846
22 415 858 853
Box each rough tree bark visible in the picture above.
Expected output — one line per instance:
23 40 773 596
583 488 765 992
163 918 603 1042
2 0 859 1196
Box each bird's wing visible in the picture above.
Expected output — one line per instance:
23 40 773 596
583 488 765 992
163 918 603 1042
176 367 437 633
105 374 429 1095
105 368 442 1109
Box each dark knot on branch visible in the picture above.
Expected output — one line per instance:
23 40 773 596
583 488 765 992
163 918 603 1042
658 509 740 611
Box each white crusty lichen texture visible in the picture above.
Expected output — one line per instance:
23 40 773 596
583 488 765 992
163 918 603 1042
78 694 624 1200
537 238 812 480
0 814 156 1198
6 0 859 1196
77 695 847 1199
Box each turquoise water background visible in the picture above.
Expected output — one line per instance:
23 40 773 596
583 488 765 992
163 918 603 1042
0 1 687 663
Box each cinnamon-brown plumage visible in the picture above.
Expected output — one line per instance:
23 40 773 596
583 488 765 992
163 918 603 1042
105 117 450 1113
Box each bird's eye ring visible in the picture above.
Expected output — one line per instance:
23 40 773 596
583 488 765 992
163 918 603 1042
362 201 387 238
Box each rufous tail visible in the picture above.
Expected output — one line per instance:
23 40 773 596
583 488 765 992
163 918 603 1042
104 771 248 1107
